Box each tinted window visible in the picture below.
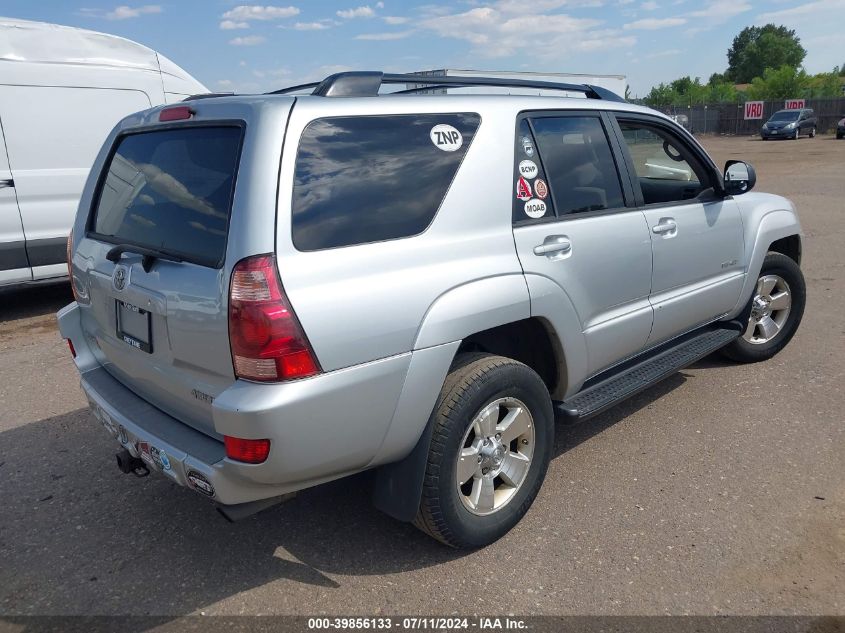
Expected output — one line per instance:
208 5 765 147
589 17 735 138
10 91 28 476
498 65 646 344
770 111 800 121
529 116 624 216
512 119 555 222
92 126 242 267
292 113 480 251
617 121 710 205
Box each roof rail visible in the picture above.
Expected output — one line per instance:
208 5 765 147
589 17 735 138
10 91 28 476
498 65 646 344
269 71 626 102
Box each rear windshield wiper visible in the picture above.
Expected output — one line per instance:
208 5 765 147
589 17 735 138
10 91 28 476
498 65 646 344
106 244 184 273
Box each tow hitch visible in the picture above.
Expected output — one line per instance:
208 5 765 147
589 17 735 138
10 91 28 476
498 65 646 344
116 448 149 477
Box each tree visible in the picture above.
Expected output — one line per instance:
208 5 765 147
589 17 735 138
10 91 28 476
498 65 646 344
746 65 809 100
726 25 806 83
807 72 842 97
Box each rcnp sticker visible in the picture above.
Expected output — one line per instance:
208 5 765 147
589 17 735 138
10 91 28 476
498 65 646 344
524 199 547 219
430 124 463 151
518 160 538 179
516 177 533 201
534 179 548 200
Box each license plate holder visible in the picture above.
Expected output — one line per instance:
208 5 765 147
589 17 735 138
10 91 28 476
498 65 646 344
116 300 152 353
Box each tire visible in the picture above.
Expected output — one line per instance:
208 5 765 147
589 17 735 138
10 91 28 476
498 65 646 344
837 132 843 140
720 252 806 363
793 129 800 139
809 127 816 138
414 353 554 548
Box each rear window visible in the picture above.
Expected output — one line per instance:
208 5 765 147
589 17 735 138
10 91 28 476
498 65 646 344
91 125 243 268
292 113 480 251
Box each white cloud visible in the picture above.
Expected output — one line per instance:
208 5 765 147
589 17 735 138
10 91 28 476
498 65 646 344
104 4 162 19
640 0 659 9
757 0 845 23
356 30 415 39
292 21 332 30
418 6 624 58
220 20 249 29
229 35 266 45
337 5 378 18
624 16 686 28
222 5 300 21
383 15 410 24
689 0 750 19
217 79 233 88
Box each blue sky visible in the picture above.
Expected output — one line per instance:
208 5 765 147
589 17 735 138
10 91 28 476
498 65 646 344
3 0 843 96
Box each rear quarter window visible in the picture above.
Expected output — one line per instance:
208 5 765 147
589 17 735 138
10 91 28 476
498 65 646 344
291 113 480 251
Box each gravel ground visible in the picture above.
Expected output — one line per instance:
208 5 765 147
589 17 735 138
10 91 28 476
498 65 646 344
0 135 842 618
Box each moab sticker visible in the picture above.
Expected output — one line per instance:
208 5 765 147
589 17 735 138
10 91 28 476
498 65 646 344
518 160 538 179
516 177 532 201
430 124 463 151
534 179 548 199
524 199 547 219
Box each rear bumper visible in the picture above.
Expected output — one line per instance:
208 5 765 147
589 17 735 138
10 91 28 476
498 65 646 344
58 301 414 507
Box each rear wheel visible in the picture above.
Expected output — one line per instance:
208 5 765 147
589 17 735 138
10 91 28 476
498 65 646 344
809 127 816 138
414 354 554 548
720 253 805 363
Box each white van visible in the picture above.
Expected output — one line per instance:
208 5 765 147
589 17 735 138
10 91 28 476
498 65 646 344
0 17 208 286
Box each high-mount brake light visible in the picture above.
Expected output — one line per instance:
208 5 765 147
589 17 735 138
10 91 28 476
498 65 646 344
228 254 321 382
159 106 194 122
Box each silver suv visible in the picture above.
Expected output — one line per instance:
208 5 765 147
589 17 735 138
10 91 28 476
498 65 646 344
59 72 805 548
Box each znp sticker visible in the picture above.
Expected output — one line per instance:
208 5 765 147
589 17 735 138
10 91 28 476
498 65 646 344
430 124 463 151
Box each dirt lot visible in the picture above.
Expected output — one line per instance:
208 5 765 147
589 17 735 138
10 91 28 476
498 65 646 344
0 135 842 618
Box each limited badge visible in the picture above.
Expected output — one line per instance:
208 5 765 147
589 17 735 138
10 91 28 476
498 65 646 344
521 136 534 157
524 199 547 219
516 177 532 201
518 160 538 179
430 124 463 151
534 179 548 200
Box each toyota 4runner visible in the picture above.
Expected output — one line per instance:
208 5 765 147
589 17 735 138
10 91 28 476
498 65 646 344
59 72 805 548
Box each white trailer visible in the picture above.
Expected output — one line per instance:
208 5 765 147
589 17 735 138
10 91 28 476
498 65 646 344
408 69 627 99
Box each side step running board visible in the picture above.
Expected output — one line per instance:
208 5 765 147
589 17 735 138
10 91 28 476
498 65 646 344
556 325 740 422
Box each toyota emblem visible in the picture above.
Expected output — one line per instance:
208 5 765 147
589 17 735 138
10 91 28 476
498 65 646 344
112 265 128 291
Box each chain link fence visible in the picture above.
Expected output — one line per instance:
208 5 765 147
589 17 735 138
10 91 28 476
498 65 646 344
660 97 845 135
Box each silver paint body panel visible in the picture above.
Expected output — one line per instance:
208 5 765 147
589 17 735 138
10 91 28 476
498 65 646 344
59 93 802 505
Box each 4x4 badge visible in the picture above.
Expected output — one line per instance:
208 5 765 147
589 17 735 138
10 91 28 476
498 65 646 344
112 265 129 291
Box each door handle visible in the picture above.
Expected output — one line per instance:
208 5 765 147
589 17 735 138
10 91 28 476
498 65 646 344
652 219 677 235
0 178 13 189
533 235 572 256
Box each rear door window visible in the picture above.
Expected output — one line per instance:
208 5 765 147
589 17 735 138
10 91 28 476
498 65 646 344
91 125 244 268
292 113 480 251
525 115 625 218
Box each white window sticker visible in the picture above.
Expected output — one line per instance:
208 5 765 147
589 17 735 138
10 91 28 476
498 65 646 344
518 160 538 179
430 124 463 152
524 199 547 219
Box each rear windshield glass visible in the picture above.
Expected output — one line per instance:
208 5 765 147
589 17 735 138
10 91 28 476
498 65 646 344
292 113 480 251
91 125 243 267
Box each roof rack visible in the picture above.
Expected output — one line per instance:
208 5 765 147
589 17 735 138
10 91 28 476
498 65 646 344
269 71 626 102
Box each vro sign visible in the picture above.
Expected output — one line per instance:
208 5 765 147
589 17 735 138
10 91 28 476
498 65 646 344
785 99 806 110
744 101 764 120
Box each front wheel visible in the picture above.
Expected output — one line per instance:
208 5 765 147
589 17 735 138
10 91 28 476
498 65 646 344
720 252 806 363
414 354 554 548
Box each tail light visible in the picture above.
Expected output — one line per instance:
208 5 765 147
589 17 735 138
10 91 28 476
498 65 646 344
159 105 194 122
228 254 320 382
224 435 271 464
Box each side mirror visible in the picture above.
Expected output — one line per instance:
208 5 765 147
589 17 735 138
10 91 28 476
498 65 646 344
724 160 756 196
